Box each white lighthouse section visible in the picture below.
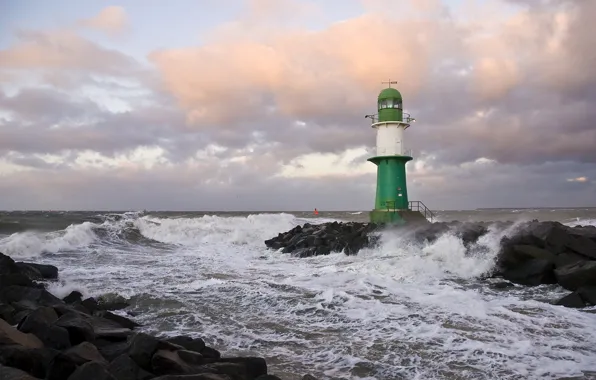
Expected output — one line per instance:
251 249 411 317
373 121 410 156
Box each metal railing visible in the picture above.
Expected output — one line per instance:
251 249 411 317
408 201 435 222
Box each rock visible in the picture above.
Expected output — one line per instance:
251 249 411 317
265 221 380 256
15 263 58 280
54 312 95 345
555 292 586 308
491 281 515 289
0 286 63 308
94 339 131 362
18 307 71 350
165 336 206 353
62 342 109 366
67 361 117 380
151 349 192 375
301 375 318 380
107 354 147 380
0 363 41 379
152 375 234 380
0 318 43 348
554 286 596 308
46 352 79 380
94 310 140 330
554 261 596 290
128 332 160 371
255 376 283 380
501 259 557 286
0 345 58 378
63 291 83 304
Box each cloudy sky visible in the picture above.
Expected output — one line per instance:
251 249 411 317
1 0 594 211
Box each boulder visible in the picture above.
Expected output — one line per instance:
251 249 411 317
0 318 43 348
0 363 41 380
554 286 596 308
67 361 117 380
554 261 596 291
15 263 58 280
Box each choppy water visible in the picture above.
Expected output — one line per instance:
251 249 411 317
1 208 596 380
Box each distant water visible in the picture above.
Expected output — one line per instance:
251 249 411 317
1 208 596 380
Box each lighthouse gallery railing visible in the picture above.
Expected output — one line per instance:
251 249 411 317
383 200 435 222
408 201 435 222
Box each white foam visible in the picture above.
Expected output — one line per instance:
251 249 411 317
5 212 596 379
0 222 98 258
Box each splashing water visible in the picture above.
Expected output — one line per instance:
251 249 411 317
1 211 596 380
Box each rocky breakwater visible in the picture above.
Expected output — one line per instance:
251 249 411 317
494 220 596 308
264 219 596 309
0 252 317 380
264 222 380 257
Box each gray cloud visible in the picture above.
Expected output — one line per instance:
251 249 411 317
1 0 596 211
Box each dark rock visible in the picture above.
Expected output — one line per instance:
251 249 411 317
0 253 22 276
63 291 83 304
54 312 96 345
96 294 130 311
0 286 63 307
0 303 17 324
0 363 40 379
46 352 79 380
128 332 160 371
0 318 43 348
502 259 556 286
177 350 204 364
18 307 71 350
15 262 58 280
94 310 140 330
301 375 318 380
555 292 586 308
107 354 146 380
0 345 58 378
577 286 596 305
165 336 206 353
81 298 99 314
554 261 596 291
151 349 191 375
491 281 515 289
265 221 381 257
62 341 108 366
200 346 221 359
255 376 283 380
94 339 131 362
0 273 36 289
554 251 586 268
555 286 596 308
67 361 117 380
152 375 234 380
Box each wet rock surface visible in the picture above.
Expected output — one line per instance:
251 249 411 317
265 219 596 309
0 251 318 380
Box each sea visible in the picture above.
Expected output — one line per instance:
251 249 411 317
1 208 596 380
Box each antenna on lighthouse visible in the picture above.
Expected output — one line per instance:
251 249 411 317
382 80 398 88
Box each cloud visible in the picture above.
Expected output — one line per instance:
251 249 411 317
78 6 129 36
0 29 137 76
1 0 595 211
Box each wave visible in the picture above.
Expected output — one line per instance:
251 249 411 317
1 211 594 260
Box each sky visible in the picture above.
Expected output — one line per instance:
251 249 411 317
0 0 595 211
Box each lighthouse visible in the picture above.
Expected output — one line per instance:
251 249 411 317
366 81 433 224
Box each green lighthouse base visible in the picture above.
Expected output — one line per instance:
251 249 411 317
369 209 431 225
